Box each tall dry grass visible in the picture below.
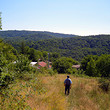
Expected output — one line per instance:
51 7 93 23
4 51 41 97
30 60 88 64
67 76 110 110
27 74 67 110
1 73 110 110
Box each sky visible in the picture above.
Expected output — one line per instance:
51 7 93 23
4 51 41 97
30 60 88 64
0 0 110 35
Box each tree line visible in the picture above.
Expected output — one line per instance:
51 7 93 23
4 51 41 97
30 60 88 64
0 31 110 61
0 37 110 89
81 54 110 77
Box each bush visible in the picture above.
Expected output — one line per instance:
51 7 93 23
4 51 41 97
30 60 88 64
98 78 110 92
48 69 56 76
66 68 77 74
14 55 31 77
0 72 14 88
0 54 8 73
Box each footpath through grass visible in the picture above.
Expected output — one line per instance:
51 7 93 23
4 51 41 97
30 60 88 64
0 73 110 110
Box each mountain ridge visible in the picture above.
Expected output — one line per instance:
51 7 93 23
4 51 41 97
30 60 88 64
0 30 110 61
0 30 77 38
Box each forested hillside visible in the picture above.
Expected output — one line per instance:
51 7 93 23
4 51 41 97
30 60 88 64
30 35 110 61
0 30 110 61
0 30 76 39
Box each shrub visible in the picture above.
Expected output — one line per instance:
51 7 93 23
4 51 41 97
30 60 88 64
98 78 110 92
0 72 14 88
14 55 31 77
48 69 55 76
66 68 77 74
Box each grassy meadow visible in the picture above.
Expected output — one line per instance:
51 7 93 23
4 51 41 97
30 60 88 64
0 72 110 110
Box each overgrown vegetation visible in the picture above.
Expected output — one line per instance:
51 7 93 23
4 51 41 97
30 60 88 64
0 32 110 109
68 76 110 110
81 54 110 77
98 78 110 92
1 74 110 110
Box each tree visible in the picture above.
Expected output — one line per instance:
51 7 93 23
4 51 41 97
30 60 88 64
86 58 97 76
0 12 2 30
0 54 8 73
49 52 60 62
96 54 110 77
19 41 26 54
42 51 48 61
0 39 16 62
28 48 38 61
53 57 78 73
81 55 98 71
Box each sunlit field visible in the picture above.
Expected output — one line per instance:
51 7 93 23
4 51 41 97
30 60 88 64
1 72 110 110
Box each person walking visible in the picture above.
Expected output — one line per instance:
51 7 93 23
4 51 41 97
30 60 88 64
64 75 72 95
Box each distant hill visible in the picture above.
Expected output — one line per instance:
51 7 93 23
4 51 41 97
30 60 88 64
0 30 110 61
31 35 110 60
0 30 77 38
0 30 77 47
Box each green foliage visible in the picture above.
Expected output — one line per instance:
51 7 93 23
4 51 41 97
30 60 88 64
81 54 110 77
1 31 110 61
48 69 56 76
96 54 110 77
42 51 48 61
14 55 31 77
0 54 8 73
66 68 77 74
86 58 97 76
19 41 26 54
0 72 14 88
81 55 98 71
53 57 78 73
81 55 99 76
50 52 60 62
18 42 49 62
28 48 38 61
0 40 17 62
98 78 110 92
0 74 46 110
26 35 110 61
0 40 17 88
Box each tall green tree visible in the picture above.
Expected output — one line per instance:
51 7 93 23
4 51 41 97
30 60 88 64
42 51 48 61
86 58 97 76
0 39 16 61
28 48 38 61
96 54 110 77
81 55 98 71
49 52 60 62
0 54 7 73
20 41 26 54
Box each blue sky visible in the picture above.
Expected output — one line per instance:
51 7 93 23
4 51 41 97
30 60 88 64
0 0 110 35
